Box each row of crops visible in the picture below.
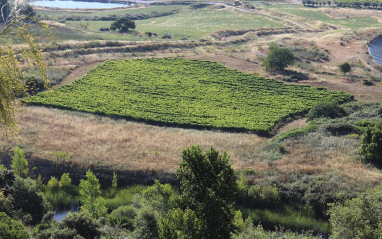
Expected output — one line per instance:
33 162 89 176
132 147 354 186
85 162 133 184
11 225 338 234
25 58 353 134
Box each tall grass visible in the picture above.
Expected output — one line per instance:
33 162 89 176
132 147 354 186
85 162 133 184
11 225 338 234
241 207 330 234
102 185 148 211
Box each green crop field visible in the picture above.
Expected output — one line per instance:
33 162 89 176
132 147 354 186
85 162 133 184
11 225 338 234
25 58 353 134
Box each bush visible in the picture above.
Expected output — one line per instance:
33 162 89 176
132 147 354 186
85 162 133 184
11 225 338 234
329 184 382 239
321 122 359 136
307 102 347 121
264 45 295 72
0 212 30 239
360 120 382 163
62 212 100 239
339 62 351 74
12 177 48 225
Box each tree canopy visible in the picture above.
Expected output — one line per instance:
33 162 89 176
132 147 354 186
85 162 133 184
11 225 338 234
0 2 47 136
177 145 238 239
263 44 295 72
110 17 136 32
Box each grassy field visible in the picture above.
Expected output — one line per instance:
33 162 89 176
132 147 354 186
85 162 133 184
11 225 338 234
275 8 382 29
36 4 188 20
25 58 352 133
65 9 285 40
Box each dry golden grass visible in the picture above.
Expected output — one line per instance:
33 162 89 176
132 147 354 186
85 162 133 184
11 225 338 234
1 106 382 185
0 106 266 172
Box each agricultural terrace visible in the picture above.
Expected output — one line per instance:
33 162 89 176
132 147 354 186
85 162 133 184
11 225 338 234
26 58 353 134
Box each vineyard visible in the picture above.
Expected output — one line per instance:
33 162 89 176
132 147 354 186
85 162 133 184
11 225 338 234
25 58 353 134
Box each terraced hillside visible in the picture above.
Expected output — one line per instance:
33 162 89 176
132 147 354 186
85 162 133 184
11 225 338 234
26 58 353 133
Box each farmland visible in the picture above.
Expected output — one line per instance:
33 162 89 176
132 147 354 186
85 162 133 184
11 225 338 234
26 58 352 134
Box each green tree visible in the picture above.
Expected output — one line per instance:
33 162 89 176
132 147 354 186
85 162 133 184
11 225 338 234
0 212 30 239
159 208 202 239
339 62 351 74
133 207 159 239
360 120 382 163
110 17 136 32
12 177 47 225
11 146 28 178
59 173 72 189
329 184 382 239
142 180 175 216
20 4 36 18
0 2 47 136
263 45 295 72
112 171 117 188
79 171 107 219
177 145 238 239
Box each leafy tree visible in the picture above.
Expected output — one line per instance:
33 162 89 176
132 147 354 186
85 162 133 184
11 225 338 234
110 17 135 32
79 171 107 218
339 62 351 74
141 180 175 216
263 45 295 72
47 176 59 192
112 172 117 188
12 177 47 225
0 18 47 136
360 120 382 163
11 146 28 178
0 212 30 239
132 206 159 239
329 184 382 239
159 208 202 239
59 173 72 189
20 4 36 18
177 145 238 239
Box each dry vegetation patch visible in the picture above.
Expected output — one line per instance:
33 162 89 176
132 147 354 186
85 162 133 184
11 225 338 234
1 107 266 172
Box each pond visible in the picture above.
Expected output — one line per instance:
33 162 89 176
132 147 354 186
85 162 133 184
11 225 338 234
30 0 129 9
368 36 382 65
53 205 79 222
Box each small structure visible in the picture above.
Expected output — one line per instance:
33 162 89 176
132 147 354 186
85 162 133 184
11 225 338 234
234 0 240 6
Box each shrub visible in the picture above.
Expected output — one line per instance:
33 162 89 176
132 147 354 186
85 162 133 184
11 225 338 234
360 120 382 163
307 101 347 120
321 122 359 136
329 184 382 239
62 212 100 239
0 212 30 239
339 62 351 74
12 177 48 225
264 45 295 72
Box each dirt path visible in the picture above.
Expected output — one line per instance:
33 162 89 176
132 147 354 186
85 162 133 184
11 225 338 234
56 62 103 88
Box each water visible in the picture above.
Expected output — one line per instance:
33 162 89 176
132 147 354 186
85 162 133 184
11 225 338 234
368 36 382 65
53 205 79 222
30 0 129 9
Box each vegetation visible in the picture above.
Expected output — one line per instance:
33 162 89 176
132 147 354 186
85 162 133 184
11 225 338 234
329 183 382 239
11 146 28 178
307 102 347 121
360 120 382 163
177 146 238 238
264 44 295 72
110 17 136 32
0 212 30 239
79 171 107 219
26 58 352 134
339 62 351 74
